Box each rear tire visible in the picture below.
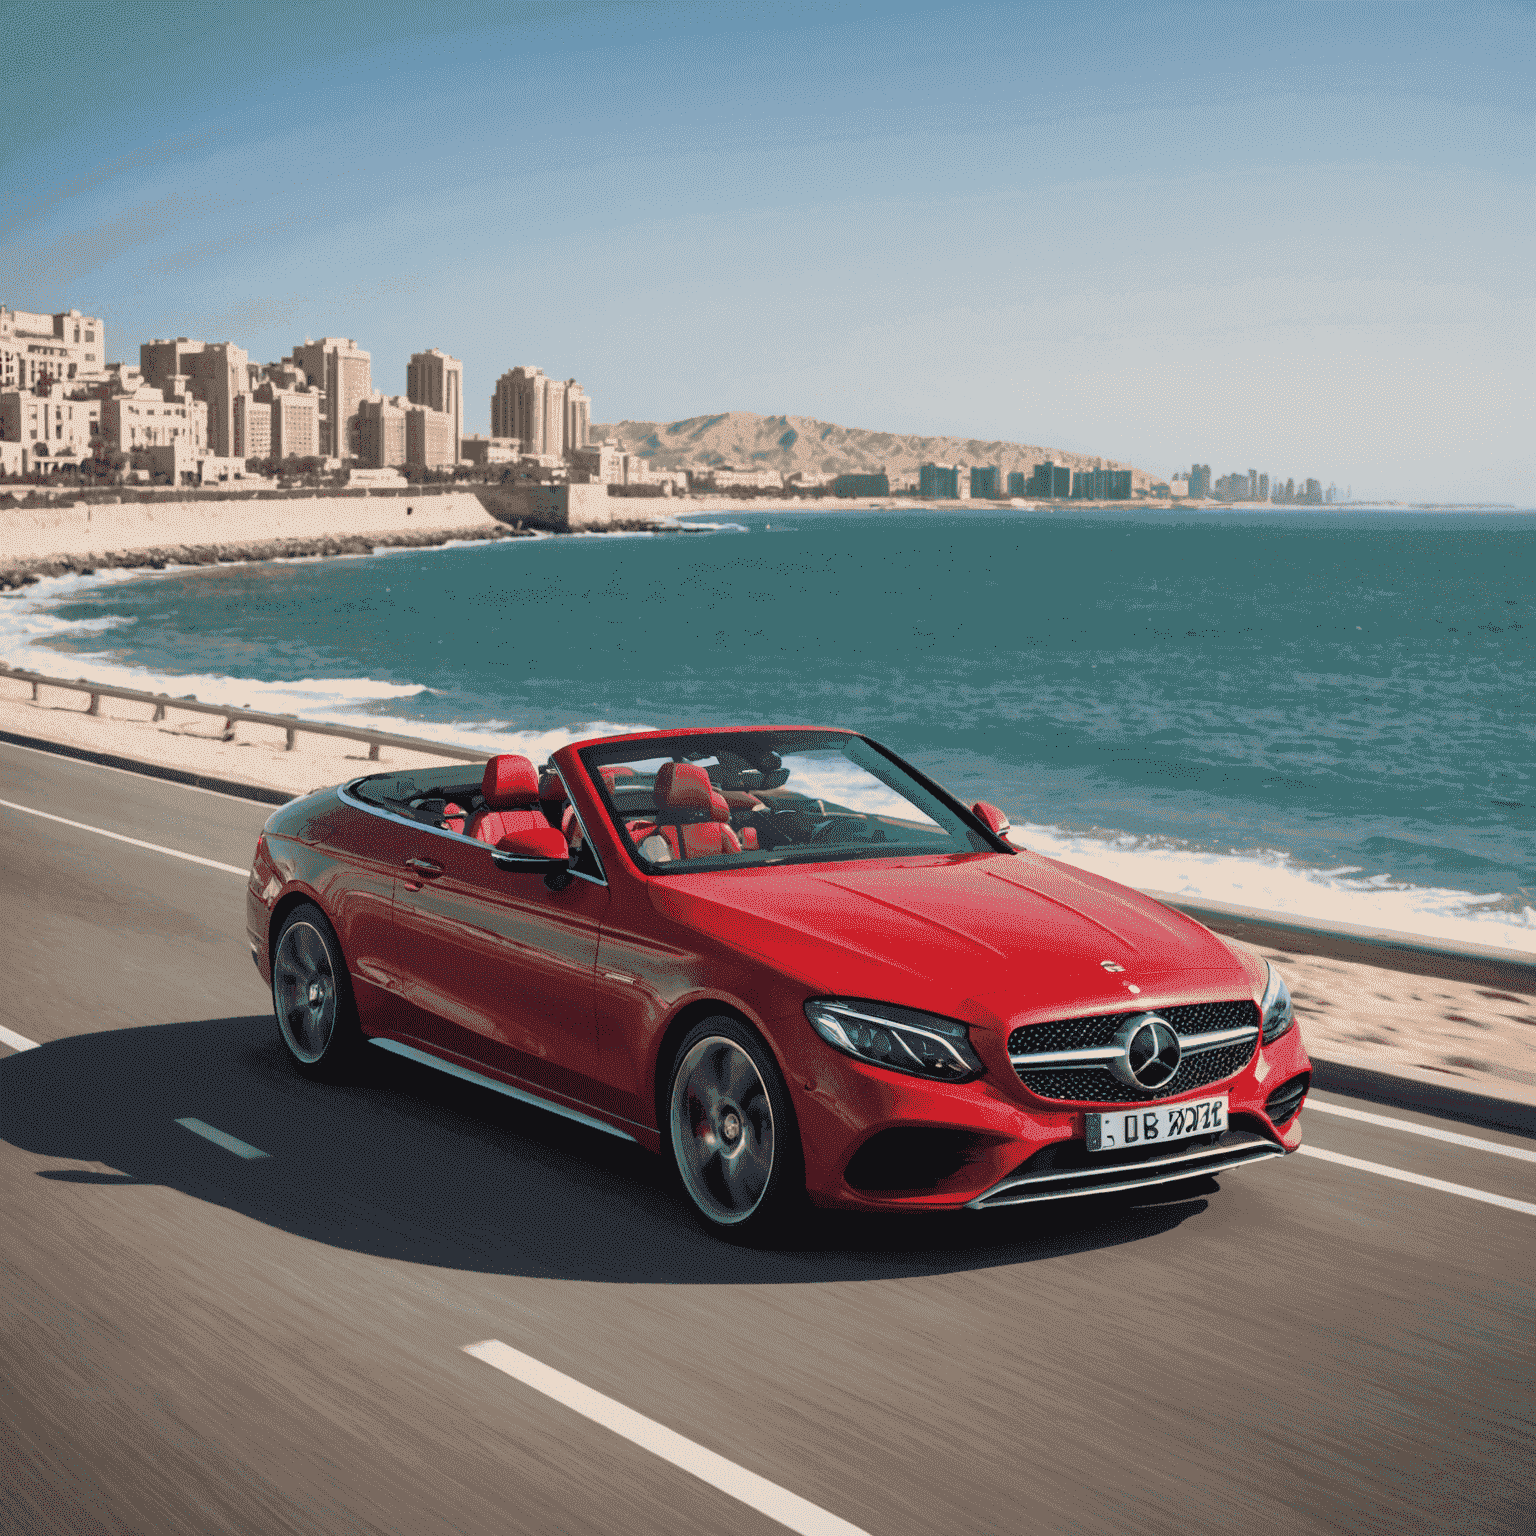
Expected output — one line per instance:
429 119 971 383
667 1015 806 1244
271 903 363 1082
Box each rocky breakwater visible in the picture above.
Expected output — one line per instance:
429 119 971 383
0 489 527 589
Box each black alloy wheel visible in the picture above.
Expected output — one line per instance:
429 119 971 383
271 902 363 1081
667 1015 806 1244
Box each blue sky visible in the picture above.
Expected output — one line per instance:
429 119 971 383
4 0 1531 499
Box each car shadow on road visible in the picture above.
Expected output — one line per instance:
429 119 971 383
0 1015 1219 1283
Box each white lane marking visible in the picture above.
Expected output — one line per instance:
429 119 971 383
1297 1144 1536 1216
1307 1098 1536 1162
0 1024 40 1053
0 797 249 877
175 1117 269 1160
0 734 281 806
464 1340 870 1536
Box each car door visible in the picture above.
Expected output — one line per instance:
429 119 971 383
389 828 609 1107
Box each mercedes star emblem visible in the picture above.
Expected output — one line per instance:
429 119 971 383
1109 1012 1182 1090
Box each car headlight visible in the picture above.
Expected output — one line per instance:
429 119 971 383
1260 961 1295 1043
804 998 984 1082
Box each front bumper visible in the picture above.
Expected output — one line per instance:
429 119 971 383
790 1017 1311 1212
966 1125 1289 1208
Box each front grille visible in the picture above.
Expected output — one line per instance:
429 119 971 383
1007 999 1256 1057
1010 1000 1259 1105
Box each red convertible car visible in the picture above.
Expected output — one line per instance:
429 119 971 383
247 726 1310 1240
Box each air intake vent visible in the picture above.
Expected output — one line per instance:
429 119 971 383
1264 1071 1311 1126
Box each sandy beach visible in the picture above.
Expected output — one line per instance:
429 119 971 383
2 670 1530 1110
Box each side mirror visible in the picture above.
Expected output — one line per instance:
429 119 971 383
971 800 1012 839
492 827 572 887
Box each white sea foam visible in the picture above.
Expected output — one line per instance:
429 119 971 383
1006 820 1536 953
5 560 1532 954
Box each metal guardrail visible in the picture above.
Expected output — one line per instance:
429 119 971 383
0 663 491 764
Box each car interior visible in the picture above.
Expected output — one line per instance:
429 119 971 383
349 733 992 876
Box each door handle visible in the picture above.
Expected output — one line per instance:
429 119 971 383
404 857 443 878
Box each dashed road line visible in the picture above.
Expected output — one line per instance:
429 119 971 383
0 797 249 877
1297 1144 1536 1215
464 1339 870 1536
1307 1097 1536 1162
0 1024 40 1053
175 1118 270 1160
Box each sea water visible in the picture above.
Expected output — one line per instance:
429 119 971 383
3 506 1532 949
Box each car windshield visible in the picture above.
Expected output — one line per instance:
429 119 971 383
578 730 996 874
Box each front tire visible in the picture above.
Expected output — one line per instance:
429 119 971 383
272 902 362 1081
667 1015 805 1243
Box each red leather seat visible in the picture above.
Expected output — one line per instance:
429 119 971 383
440 801 466 835
466 754 544 845
635 762 742 860
721 788 763 849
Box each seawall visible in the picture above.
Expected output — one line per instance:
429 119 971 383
0 491 504 582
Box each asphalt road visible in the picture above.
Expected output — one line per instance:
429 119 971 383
2 737 1532 1536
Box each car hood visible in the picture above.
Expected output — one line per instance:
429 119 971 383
648 850 1255 1027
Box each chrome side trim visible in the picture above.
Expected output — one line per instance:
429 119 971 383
338 778 607 887
370 1038 638 1142
968 1136 1287 1209
1010 1022 1259 1071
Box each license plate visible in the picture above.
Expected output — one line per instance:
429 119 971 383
1086 1095 1227 1153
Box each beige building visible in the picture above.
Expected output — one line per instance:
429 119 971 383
1 307 106 391
254 383 321 460
407 349 463 456
0 383 103 469
405 404 456 469
692 465 784 491
287 337 371 458
99 380 207 460
460 433 519 465
233 392 272 460
490 366 590 458
358 395 409 468
141 338 249 459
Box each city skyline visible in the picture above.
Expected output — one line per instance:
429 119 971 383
4 1 1528 501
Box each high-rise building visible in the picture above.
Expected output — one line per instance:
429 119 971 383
1 307 107 390
1006 470 1029 495
405 403 456 469
233 392 271 460
407 349 463 458
919 463 965 499
490 366 591 458
255 382 321 460
358 396 409 468
1188 464 1212 498
288 337 371 458
1258 473 1269 500
1027 462 1072 498
969 465 1004 499
141 338 250 459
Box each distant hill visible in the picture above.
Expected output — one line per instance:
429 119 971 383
590 411 1156 489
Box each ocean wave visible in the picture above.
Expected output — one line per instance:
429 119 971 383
1007 820 1536 952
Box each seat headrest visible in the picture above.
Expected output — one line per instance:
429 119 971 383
598 765 636 785
654 761 714 813
481 753 540 809
538 772 568 804
709 791 731 824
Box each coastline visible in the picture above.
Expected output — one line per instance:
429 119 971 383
1 670 1530 1117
